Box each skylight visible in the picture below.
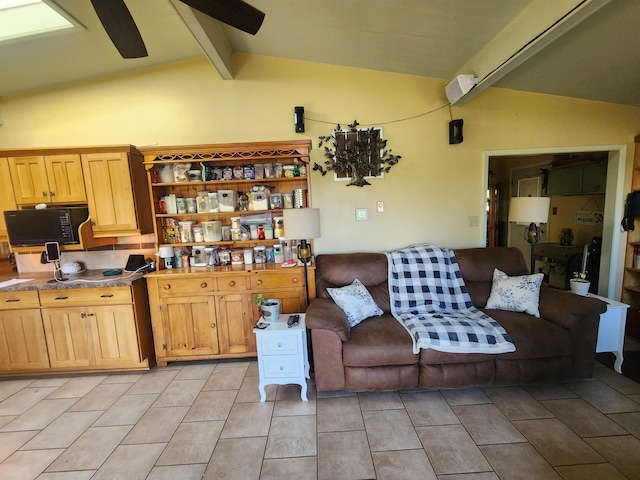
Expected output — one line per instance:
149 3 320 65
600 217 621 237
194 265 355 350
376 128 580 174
0 0 76 43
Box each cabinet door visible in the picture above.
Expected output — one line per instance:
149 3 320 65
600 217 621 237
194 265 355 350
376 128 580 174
268 290 307 315
81 152 139 236
159 295 219 357
0 308 50 371
547 167 582 196
42 307 93 368
215 293 256 354
44 154 86 203
582 163 607 194
8 156 50 204
0 157 17 239
89 304 141 367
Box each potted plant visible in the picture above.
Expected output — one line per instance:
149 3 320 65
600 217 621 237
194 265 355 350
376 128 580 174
253 294 281 320
570 272 590 296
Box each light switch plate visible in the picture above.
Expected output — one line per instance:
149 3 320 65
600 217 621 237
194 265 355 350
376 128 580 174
376 201 384 213
356 208 368 221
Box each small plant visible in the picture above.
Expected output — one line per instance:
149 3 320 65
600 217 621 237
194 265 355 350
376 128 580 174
252 293 266 307
572 272 588 282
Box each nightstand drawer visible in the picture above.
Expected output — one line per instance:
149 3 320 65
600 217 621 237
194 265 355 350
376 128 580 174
260 333 299 355
260 355 301 378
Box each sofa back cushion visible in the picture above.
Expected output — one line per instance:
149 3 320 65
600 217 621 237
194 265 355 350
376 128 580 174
454 247 529 308
315 253 390 313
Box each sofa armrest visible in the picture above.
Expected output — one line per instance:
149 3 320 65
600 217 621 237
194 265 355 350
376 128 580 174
538 286 607 330
306 297 351 341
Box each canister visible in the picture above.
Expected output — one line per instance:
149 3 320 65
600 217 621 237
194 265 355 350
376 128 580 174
192 226 204 243
203 221 222 242
176 197 187 214
230 228 242 240
282 193 293 209
178 221 194 243
273 243 282 263
254 246 266 263
231 248 244 265
293 188 307 208
230 216 241 229
219 190 237 212
208 192 219 212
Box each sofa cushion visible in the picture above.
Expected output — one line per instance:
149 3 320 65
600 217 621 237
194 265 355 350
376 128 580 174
485 268 544 317
327 278 383 327
342 316 418 367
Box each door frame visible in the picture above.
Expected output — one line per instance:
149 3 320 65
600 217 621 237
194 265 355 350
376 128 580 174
483 144 628 299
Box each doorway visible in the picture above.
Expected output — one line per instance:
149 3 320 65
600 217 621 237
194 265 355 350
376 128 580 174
483 145 627 300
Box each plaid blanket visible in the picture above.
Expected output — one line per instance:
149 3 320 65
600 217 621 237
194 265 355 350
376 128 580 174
385 244 516 354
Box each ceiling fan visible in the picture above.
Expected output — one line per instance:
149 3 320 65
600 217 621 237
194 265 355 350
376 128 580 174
90 0 265 59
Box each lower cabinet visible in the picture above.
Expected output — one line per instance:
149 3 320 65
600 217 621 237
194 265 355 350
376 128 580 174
146 266 312 366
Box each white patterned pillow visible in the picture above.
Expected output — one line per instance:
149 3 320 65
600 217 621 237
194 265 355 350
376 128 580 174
485 268 544 317
327 278 383 327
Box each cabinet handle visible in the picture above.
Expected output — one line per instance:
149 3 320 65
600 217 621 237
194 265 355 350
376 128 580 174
87 313 95 317
292 278 299 283
101 294 114 298
42 191 48 197
49 191 55 198
229 281 235 287
279 366 284 371
277 343 282 348
256 279 263 286
164 284 171 290
210 323 216 328
200 282 208 288
5 299 20 303
55 296 69 300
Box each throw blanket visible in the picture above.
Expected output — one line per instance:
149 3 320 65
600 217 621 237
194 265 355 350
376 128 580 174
385 244 516 354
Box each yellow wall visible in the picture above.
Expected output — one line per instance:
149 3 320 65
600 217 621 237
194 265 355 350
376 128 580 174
1 53 639 255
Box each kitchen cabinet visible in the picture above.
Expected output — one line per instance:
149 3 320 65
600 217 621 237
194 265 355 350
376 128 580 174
622 136 640 308
9 154 86 205
0 291 49 372
0 158 17 240
547 163 607 196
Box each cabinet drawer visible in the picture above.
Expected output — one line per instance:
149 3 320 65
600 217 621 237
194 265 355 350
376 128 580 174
39 287 132 307
260 333 299 355
157 277 215 296
260 355 301 378
251 272 304 290
215 276 249 292
0 290 40 310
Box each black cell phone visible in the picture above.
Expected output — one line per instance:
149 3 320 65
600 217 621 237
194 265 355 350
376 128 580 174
44 242 60 262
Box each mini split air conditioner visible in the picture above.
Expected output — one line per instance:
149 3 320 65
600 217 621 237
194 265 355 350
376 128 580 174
445 74 478 105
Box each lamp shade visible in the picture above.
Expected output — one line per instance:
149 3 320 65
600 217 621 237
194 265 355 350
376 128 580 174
282 208 321 240
158 246 174 259
509 197 550 224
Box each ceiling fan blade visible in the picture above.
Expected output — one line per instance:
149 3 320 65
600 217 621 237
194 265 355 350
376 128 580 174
180 0 265 35
91 0 148 58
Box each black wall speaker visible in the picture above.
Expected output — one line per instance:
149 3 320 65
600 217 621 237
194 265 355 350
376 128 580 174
449 119 464 144
294 106 305 132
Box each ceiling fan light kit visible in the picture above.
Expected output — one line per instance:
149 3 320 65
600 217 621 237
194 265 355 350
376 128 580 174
445 74 478 105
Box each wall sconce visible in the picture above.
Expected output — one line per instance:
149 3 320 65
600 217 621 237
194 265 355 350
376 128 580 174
294 106 305 132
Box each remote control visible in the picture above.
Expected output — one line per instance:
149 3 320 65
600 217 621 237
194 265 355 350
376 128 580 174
287 314 300 327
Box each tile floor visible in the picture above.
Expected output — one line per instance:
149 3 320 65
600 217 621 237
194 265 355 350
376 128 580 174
1 351 640 480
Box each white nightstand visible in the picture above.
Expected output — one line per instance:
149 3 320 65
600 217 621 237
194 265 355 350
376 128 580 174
589 293 629 374
254 313 310 402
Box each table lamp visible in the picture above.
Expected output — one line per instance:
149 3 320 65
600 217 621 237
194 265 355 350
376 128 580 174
509 196 550 274
159 246 175 269
282 208 321 305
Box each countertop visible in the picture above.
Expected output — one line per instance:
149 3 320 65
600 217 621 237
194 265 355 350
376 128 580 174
0 269 146 292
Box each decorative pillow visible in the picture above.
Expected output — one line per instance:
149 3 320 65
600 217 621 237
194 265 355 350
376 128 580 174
327 278 383 327
485 268 544 317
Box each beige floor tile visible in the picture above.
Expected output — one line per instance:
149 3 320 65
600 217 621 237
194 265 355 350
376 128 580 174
514 418 604 466
630 393 640 404
0 415 16 429
91 443 165 480
265 415 316 458
401 391 460 426
317 430 375 480
555 462 629 480
480 443 561 480
203 365 247 391
541 398 627 437
29 378 69 388
431 473 499 480
452 404 525 445
0 387 58 416
152 378 207 407
122 406 189 444
246 361 259 377
417 425 491 475
586 435 640 480
37 471 96 479
173 362 217 380
273 398 317 417
204 437 267 480
372 449 437 480
183 389 237 421
22 411 102 450
47 376 106 399
594 366 640 395
363 409 421 451
0 449 64 480
236 374 276 403
147 464 207 480
358 391 404 411
2 398 76 431
156 420 223 465
566 380 640 414
0 379 35 402
100 372 142 384
67 383 131 412
524 383 578 400
483 386 553 420
46 425 131 471
220 401 274 438
0 430 38 462
609 411 640 438
260 457 317 480
126 368 179 395
278 382 316 401
93 393 158 427
316 396 364 432
440 387 491 406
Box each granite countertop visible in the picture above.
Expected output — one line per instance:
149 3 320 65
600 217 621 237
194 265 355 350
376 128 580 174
0 269 146 292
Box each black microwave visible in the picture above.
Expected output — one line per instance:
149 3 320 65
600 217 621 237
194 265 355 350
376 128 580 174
4 207 89 246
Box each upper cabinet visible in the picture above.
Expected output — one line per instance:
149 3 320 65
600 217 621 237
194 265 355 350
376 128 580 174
9 154 86 205
0 158 17 240
547 163 607 196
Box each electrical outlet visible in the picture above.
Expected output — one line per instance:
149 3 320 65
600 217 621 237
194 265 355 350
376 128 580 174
376 201 384 213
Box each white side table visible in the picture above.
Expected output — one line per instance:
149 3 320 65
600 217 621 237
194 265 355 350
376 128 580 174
589 293 629 374
254 313 310 402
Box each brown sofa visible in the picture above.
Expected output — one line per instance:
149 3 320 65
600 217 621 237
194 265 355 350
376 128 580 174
306 247 608 392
